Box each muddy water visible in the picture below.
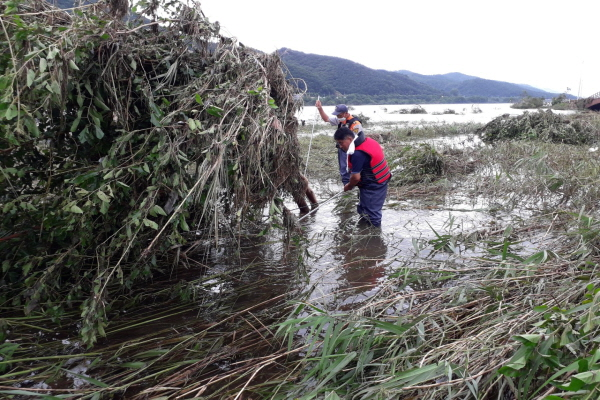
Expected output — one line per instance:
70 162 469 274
288 181 488 309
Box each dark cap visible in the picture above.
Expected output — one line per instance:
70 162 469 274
332 104 348 115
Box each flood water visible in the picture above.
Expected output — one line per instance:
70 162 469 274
297 103 575 128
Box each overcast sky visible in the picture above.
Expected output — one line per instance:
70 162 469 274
198 0 598 98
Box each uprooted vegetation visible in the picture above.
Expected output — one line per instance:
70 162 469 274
0 0 310 345
477 109 600 144
388 143 444 185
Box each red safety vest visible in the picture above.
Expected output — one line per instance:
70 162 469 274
348 137 391 184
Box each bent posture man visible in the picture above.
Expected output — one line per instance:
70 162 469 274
334 127 391 227
315 100 364 185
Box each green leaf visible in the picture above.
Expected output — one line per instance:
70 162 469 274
195 93 203 104
96 191 111 202
27 69 35 87
524 250 551 265
152 205 167 216
50 80 61 95
324 391 341 400
143 219 158 230
5 104 18 120
311 352 357 393
180 218 189 231
70 205 84 214
93 96 110 111
100 200 109 215
150 113 161 127
85 81 93 95
121 361 146 369
22 262 32 276
95 125 104 139
206 105 223 117
103 170 114 180
70 109 83 132
368 317 422 336
502 345 533 371
61 369 108 387
513 334 543 346
68 60 80 70
39 58 47 73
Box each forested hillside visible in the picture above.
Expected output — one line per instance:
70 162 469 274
281 48 564 104
279 48 439 97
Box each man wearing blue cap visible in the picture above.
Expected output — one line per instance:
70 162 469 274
315 100 364 185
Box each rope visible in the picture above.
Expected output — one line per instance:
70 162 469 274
304 95 320 176
298 190 345 222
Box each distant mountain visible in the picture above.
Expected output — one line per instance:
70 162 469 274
395 70 477 92
278 48 440 97
279 48 566 104
396 70 562 99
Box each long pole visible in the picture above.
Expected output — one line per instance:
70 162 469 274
297 190 344 222
304 96 319 176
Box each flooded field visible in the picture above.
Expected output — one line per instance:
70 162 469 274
4 111 600 399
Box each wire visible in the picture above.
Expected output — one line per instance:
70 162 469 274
297 190 345 222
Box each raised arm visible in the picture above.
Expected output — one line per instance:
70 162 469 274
315 99 330 122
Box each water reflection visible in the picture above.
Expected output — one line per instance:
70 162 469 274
299 196 390 309
333 216 388 309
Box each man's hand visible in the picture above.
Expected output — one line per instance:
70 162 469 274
315 99 322 108
344 173 361 191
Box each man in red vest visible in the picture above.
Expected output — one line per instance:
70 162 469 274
334 126 391 227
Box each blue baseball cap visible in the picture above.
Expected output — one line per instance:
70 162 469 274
332 104 348 115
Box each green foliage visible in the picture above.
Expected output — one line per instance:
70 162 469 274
0 0 305 346
511 95 545 109
388 143 444 185
499 284 600 399
552 93 568 106
477 110 598 144
273 303 433 399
